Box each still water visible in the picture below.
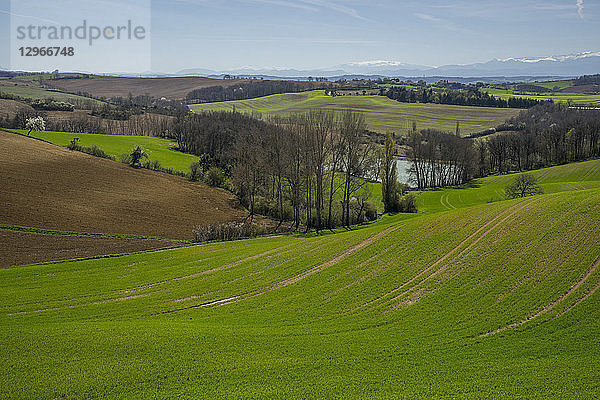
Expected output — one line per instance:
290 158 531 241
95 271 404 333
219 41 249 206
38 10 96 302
396 159 413 186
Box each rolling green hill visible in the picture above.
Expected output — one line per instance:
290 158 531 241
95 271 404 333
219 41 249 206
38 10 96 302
190 91 521 135
1 169 599 397
414 158 600 213
482 87 600 105
9 129 198 173
0 84 102 105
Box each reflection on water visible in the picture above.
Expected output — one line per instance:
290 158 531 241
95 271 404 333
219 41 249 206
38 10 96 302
396 159 413 186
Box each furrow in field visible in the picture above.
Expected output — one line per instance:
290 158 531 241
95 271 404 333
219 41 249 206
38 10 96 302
8 292 157 315
383 198 538 310
121 241 300 295
247 224 403 296
171 224 404 311
353 198 534 313
480 255 600 337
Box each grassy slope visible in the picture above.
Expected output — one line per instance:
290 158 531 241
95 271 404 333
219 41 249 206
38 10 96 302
0 84 103 104
190 91 520 135
10 129 198 173
483 87 600 105
415 158 600 213
1 163 600 397
532 80 574 90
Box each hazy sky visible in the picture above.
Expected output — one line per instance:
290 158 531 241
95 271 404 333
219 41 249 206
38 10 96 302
1 0 599 73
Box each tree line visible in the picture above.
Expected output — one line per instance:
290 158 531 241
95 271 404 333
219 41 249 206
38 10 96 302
406 129 476 189
381 86 549 108
404 102 600 189
185 80 334 103
477 103 600 175
169 110 380 230
573 74 600 86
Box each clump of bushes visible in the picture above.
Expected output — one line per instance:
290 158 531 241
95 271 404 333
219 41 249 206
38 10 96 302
385 184 418 214
193 222 267 243
30 99 74 111
399 194 418 213
349 198 379 224
188 155 228 188
189 161 203 181
142 159 162 171
66 138 115 160
205 166 226 187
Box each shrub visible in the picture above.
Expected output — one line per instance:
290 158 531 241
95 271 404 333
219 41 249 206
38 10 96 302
142 159 162 171
189 161 202 181
398 194 418 213
129 145 148 168
364 201 378 221
205 166 225 187
66 137 82 151
349 198 378 224
87 144 112 159
119 153 132 164
66 140 115 160
193 222 267 243
253 196 278 218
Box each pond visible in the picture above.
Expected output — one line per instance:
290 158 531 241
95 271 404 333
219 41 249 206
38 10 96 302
396 159 413 186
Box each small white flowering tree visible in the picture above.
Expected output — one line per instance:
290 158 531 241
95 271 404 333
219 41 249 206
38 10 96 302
25 116 46 135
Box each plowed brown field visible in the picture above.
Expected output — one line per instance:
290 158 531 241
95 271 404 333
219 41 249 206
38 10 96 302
0 131 248 240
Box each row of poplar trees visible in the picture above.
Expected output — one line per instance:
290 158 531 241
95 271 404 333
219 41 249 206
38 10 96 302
231 110 378 231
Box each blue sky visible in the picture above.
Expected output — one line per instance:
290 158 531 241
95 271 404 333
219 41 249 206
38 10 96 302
151 0 599 72
1 0 599 73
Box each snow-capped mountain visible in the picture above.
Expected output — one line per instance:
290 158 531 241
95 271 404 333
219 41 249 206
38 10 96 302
498 51 600 64
432 52 600 76
170 51 600 79
332 60 430 76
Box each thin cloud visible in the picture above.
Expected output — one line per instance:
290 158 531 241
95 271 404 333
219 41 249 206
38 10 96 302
576 0 585 20
415 13 470 33
300 0 366 21
181 35 378 45
245 0 318 12
244 0 366 21
0 9 58 24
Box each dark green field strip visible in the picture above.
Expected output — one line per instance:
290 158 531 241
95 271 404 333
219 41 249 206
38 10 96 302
0 224 183 241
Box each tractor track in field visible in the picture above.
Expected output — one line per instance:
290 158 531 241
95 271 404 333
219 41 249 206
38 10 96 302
480 255 600 337
7 292 158 315
6 242 300 315
351 198 536 313
162 224 403 313
253 224 402 293
120 240 307 296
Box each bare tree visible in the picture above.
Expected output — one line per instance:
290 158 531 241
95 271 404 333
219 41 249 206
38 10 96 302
505 174 543 198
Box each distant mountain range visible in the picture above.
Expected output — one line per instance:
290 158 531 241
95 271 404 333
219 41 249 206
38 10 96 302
172 51 600 81
4 51 599 83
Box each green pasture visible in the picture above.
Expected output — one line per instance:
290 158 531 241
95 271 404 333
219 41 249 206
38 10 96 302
9 129 198 173
0 84 102 105
530 80 574 90
416 158 600 213
1 187 599 398
483 87 600 105
190 90 520 135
